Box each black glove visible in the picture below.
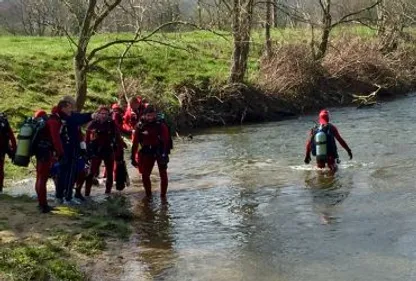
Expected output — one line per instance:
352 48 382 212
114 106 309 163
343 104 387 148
131 156 138 167
347 150 353 160
304 155 311 164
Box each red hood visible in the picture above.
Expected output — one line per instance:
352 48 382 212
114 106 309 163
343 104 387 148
319 110 329 124
34 110 47 118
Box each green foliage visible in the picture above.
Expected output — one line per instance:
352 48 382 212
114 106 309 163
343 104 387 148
0 242 84 281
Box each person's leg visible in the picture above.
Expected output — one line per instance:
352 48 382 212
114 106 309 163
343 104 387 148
114 147 125 190
104 154 115 194
64 157 77 201
56 158 69 201
156 158 168 198
35 158 52 212
0 154 5 192
327 156 337 174
85 157 102 196
139 154 155 198
75 169 87 200
316 159 325 169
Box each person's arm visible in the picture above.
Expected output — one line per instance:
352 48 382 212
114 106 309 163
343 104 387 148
48 119 64 158
71 112 93 126
8 127 16 152
332 125 353 159
304 130 312 164
130 128 140 166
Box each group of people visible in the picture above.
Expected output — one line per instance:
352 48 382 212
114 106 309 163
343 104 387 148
0 95 171 213
0 102 352 214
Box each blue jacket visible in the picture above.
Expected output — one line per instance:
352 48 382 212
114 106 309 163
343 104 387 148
61 112 92 158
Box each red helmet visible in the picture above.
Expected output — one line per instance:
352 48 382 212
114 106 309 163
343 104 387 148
111 103 121 110
34 110 47 118
319 109 329 124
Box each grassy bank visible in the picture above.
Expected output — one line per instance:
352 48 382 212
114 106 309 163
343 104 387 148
0 26 377 127
0 194 133 281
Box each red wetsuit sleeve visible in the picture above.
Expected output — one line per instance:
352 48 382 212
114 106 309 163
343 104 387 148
8 127 17 151
131 128 140 158
48 119 64 157
123 109 133 131
331 125 351 152
160 123 170 154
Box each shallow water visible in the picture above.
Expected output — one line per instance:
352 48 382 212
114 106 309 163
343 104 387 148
7 96 416 281
126 96 416 281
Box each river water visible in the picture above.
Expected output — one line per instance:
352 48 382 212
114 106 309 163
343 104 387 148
126 95 416 281
6 96 416 281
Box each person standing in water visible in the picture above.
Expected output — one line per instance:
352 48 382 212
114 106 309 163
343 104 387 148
131 105 171 198
304 109 353 172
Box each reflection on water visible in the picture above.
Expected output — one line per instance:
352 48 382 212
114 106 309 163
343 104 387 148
133 198 177 279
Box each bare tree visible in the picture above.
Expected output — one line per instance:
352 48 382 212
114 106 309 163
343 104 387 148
265 0 272 58
309 0 381 60
229 0 255 83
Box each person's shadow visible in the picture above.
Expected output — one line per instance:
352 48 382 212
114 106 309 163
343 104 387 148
133 197 177 279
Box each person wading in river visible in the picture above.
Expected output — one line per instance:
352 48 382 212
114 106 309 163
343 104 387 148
304 109 353 173
131 105 171 198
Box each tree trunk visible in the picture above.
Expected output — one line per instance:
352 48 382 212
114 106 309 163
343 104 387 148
265 0 272 58
74 50 88 111
229 0 243 83
315 14 331 60
229 0 253 83
377 0 386 36
197 0 203 27
314 0 332 61
273 0 278 28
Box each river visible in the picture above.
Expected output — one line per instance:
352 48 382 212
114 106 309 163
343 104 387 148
125 95 416 281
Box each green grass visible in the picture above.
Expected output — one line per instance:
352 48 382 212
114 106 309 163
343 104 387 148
0 194 133 280
0 241 84 281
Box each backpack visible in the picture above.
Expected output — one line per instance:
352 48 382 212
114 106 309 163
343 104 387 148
310 123 338 160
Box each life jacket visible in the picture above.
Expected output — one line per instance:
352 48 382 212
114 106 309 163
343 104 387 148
0 113 11 153
310 123 338 160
